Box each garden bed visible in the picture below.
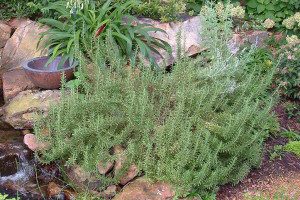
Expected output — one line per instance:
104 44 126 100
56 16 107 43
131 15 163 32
0 1 299 200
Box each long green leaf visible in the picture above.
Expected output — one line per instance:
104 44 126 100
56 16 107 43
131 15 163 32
39 18 67 31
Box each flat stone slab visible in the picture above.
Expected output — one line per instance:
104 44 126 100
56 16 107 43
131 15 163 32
2 90 61 129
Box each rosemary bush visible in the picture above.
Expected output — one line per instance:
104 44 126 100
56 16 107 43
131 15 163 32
35 4 278 198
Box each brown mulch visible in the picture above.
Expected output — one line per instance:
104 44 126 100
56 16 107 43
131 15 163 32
217 100 300 200
274 101 300 131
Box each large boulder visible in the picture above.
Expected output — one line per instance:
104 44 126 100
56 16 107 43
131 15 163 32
113 178 175 200
2 90 61 129
2 68 37 102
138 16 205 66
0 20 47 87
0 22 11 48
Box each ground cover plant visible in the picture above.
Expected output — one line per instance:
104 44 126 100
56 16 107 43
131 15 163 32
34 4 279 198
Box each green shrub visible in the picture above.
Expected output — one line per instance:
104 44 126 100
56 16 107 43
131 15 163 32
63 0 188 22
35 4 278 197
245 0 300 25
284 141 300 157
0 0 36 19
246 47 274 73
281 130 300 141
284 102 300 119
275 45 300 99
0 0 56 19
131 0 187 22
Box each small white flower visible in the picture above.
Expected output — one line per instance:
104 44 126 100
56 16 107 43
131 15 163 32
215 2 224 17
200 5 209 15
263 18 275 29
286 35 300 46
293 12 300 23
231 5 245 19
282 17 295 29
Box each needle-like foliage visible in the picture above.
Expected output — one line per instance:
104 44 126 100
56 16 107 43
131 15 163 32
35 4 279 198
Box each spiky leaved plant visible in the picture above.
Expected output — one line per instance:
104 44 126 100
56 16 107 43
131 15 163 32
39 0 170 66
35 3 279 198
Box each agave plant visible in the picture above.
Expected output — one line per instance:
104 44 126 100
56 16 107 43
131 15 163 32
39 0 171 66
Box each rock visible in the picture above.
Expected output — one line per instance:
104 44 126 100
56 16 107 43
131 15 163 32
113 145 126 175
0 20 48 86
2 90 61 129
23 133 49 151
113 178 175 200
246 31 269 47
100 185 117 199
120 164 139 185
2 68 37 102
7 18 30 29
0 48 3 61
273 32 283 42
66 165 100 191
229 31 269 53
22 129 31 135
0 120 13 130
47 182 63 198
228 33 243 54
137 16 205 67
113 145 139 185
0 22 11 48
0 130 34 180
97 161 114 175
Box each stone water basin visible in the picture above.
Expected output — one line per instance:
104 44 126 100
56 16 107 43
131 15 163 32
22 56 76 89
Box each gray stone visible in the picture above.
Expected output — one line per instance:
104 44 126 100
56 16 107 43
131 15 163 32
247 31 269 47
138 16 205 66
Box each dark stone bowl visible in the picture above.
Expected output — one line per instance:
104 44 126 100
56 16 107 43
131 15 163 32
22 56 76 89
